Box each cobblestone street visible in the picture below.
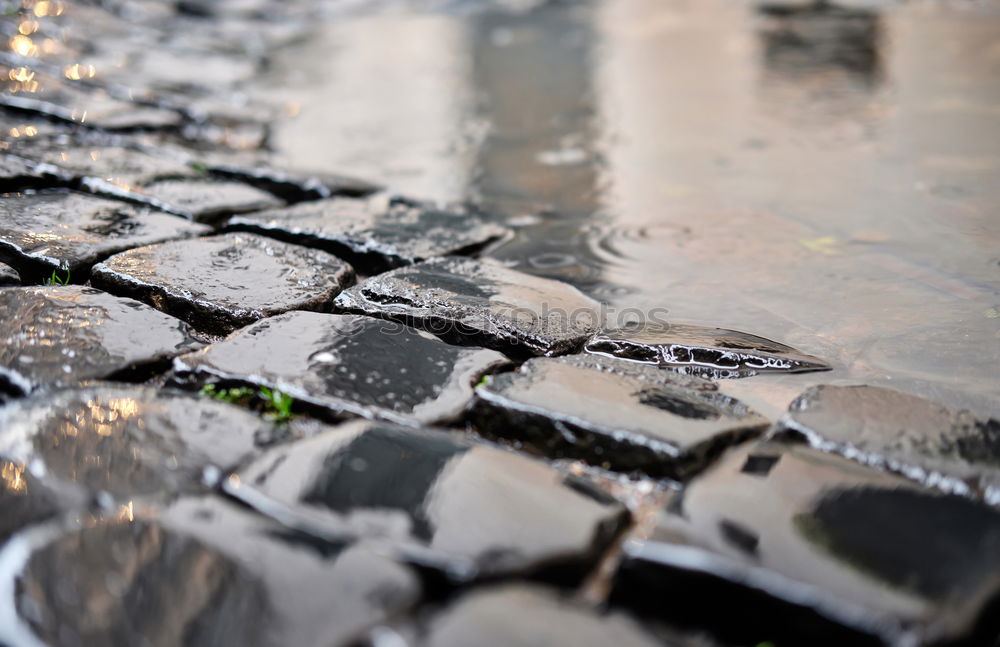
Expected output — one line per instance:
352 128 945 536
1 0 999 646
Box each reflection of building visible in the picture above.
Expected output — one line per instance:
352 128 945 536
757 5 883 88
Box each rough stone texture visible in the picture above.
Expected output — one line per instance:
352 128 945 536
612 440 1000 647
207 163 382 202
412 585 663 647
0 496 421 647
225 420 629 580
777 384 1000 504
0 153 70 191
172 312 509 424
134 179 283 222
0 191 209 278
228 195 507 273
91 233 354 334
472 355 768 479
0 385 273 504
0 286 201 395
336 257 602 357
0 262 18 286
585 322 831 378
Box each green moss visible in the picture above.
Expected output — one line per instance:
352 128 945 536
199 384 296 424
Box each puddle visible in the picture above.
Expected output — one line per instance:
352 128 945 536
264 0 1000 417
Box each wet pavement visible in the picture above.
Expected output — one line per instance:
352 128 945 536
1 0 999 645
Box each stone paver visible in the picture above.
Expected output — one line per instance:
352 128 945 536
0 191 209 279
0 385 272 504
472 354 768 479
228 195 507 273
172 312 509 424
335 256 603 357
0 262 19 286
778 384 1000 504
91 233 354 334
208 163 382 201
613 439 1000 646
133 178 283 222
225 420 629 580
0 286 201 395
0 496 420 647
586 322 831 378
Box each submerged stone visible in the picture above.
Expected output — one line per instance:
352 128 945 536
225 420 628 579
173 312 508 424
777 384 1000 504
612 440 1000 646
207 163 382 202
0 262 18 286
0 385 272 503
227 196 507 273
0 191 208 278
585 322 831 378
413 584 662 647
0 496 420 647
91 233 354 334
134 179 283 222
335 257 602 357
0 286 201 395
471 355 768 479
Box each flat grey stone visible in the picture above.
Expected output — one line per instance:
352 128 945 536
172 312 509 425
0 286 201 395
92 233 354 334
0 153 70 191
0 496 420 647
134 179 283 222
225 420 628 580
778 384 1000 504
207 163 382 202
335 257 602 357
228 196 507 273
0 262 18 286
415 584 662 647
0 191 208 278
586 322 831 378
612 440 1000 646
0 385 273 504
13 145 194 187
471 354 768 479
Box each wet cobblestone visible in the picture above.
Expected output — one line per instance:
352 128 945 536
1 0 998 645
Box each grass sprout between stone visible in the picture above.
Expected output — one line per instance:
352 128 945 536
199 383 296 424
43 270 70 285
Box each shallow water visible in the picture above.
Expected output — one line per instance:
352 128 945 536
264 0 1000 419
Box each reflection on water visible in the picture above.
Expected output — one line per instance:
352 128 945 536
268 0 999 417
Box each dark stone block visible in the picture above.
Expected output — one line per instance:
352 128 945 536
611 440 1000 647
586 322 831 378
92 233 354 334
335 257 602 357
228 196 507 273
778 384 1000 504
471 354 768 479
0 496 420 647
225 420 629 580
0 191 208 279
0 286 201 395
172 312 509 424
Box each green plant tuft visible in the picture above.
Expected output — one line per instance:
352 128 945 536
189 161 208 173
476 375 490 388
43 270 70 286
199 384 296 424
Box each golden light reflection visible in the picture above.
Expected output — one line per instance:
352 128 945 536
32 1 66 17
9 35 38 57
64 63 96 80
9 67 35 82
8 125 39 137
1 462 27 494
227 474 241 489
117 501 135 522
18 20 39 35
